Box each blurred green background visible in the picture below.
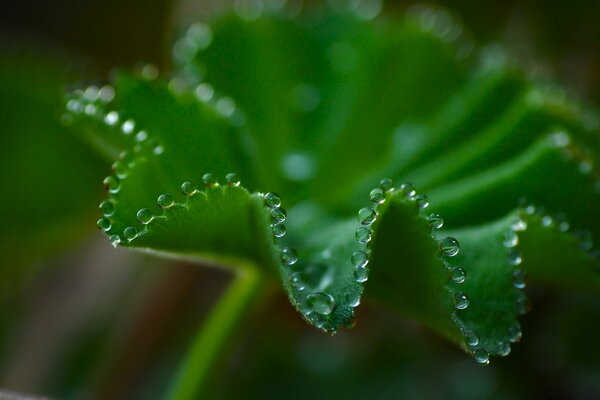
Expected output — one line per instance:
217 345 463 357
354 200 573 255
0 0 599 399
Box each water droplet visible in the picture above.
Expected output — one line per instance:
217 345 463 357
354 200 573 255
113 161 128 179
135 130 148 143
84 85 99 101
306 292 335 315
103 176 120 193
97 217 111 231
454 292 470 310
271 223 286 238
413 194 429 209
123 227 138 241
270 207 287 223
281 247 298 266
195 83 214 102
292 263 333 292
202 173 217 187
379 178 393 192
351 251 368 268
157 193 174 209
516 291 531 315
84 104 97 116
512 220 527 231
347 287 362 307
497 341 511 357
541 215 554 227
474 348 490 365
354 266 368 282
369 188 385 204
291 273 305 291
355 227 372 244
216 97 236 117
512 269 527 289
507 250 522 266
464 330 479 347
99 200 115 216
357 207 377 225
503 230 518 248
226 173 240 186
400 183 416 198
109 234 121 247
264 192 281 208
181 181 196 196
122 119 135 134
99 85 115 103
525 205 536 215
450 267 466 283
427 213 444 229
440 237 460 257
136 208 154 224
153 145 164 155
508 320 522 343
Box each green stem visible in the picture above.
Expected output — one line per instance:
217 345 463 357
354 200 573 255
166 266 265 400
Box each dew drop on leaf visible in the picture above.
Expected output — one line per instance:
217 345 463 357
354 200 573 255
306 292 335 315
357 207 376 225
440 237 460 257
454 292 470 310
157 193 175 209
136 208 154 225
427 213 444 229
351 251 368 268
355 227 372 244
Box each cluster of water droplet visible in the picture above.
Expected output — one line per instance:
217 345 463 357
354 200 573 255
262 193 338 332
551 131 600 194
99 172 242 247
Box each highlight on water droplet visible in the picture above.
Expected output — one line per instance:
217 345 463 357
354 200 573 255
474 348 490 365
121 119 135 135
354 266 368 283
357 207 377 225
497 341 511 357
104 111 119 126
270 207 287 223
97 217 111 231
413 193 429 209
99 199 116 217
355 226 372 244
512 269 527 289
379 178 393 192
202 173 217 187
369 188 385 204
281 247 298 266
351 251 368 268
450 266 466 283
226 173 240 186
157 193 175 209
454 291 470 310
123 226 138 241
464 330 479 347
109 234 121 247
103 176 120 193
305 292 335 315
136 208 154 225
400 183 416 198
264 192 281 208
507 320 522 343
181 181 196 196
440 237 460 257
503 230 518 248
271 223 286 238
427 213 444 229
507 249 522 266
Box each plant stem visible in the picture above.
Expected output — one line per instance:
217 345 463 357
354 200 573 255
166 266 265 400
